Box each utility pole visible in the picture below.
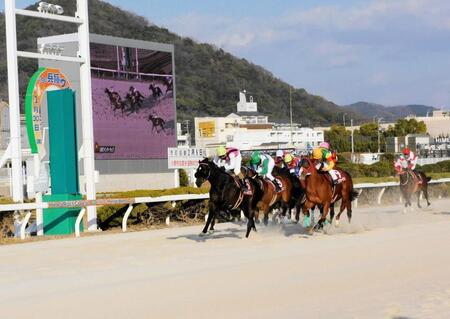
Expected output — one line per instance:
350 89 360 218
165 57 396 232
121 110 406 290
351 118 354 154
343 113 347 127
377 117 383 153
289 87 293 146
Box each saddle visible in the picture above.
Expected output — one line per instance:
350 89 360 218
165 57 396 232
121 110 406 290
232 176 253 195
409 170 423 185
321 170 345 186
269 177 284 193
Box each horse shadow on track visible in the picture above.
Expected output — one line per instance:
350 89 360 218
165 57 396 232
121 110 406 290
167 227 244 242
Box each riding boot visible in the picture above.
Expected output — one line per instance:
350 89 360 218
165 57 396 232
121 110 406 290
273 180 281 192
240 178 249 192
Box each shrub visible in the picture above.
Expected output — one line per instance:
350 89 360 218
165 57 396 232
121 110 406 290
179 169 189 187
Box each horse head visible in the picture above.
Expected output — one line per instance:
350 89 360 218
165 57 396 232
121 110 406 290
298 156 315 178
194 158 212 187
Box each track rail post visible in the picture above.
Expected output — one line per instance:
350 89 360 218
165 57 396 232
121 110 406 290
122 204 135 232
75 208 86 237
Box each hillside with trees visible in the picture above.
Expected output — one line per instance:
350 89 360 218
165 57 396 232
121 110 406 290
0 0 365 130
343 102 436 122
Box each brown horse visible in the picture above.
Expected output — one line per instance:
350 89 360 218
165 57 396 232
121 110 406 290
397 168 431 208
299 157 358 230
245 167 293 226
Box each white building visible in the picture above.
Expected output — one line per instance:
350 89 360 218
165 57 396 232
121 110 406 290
194 91 324 155
406 110 450 138
176 122 191 148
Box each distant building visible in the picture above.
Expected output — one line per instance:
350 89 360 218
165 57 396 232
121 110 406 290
194 91 324 155
385 134 431 153
176 122 191 148
406 110 450 137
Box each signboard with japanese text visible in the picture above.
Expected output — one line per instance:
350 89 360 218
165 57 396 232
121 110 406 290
167 147 207 169
25 67 71 156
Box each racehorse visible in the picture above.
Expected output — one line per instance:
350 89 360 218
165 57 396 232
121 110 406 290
149 84 163 99
147 114 166 132
104 88 127 115
397 167 431 208
126 86 145 112
299 157 358 229
244 166 293 226
162 77 173 94
194 158 263 237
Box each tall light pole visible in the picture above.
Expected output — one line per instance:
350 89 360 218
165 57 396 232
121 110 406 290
289 87 293 146
351 118 354 155
377 117 383 153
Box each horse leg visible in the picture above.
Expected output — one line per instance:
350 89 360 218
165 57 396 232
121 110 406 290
423 185 431 206
263 207 270 226
302 201 314 229
417 190 422 209
335 200 346 227
329 203 335 224
209 212 216 234
200 202 215 236
295 199 302 223
246 214 256 238
315 202 330 231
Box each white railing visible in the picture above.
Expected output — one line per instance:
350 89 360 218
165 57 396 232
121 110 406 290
1 178 450 240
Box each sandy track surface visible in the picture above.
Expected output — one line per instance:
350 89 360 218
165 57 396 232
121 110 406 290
1 200 450 319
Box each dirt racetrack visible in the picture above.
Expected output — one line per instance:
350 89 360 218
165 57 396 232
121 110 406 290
1 200 450 319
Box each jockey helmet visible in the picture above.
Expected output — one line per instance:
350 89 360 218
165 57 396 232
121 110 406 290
275 150 284 158
250 151 261 164
217 146 227 157
319 141 330 149
284 153 293 164
403 147 410 156
312 148 323 160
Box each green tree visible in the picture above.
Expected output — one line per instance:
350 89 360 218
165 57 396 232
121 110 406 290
324 125 351 152
385 119 427 137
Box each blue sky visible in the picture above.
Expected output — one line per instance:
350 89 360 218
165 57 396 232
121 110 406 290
4 0 450 107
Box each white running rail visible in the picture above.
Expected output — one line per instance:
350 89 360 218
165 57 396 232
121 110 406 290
1 178 450 239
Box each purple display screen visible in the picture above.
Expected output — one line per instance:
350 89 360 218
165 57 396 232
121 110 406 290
90 43 175 159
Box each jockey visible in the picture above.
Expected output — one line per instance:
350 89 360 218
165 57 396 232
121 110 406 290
402 147 418 170
250 150 281 192
284 153 301 177
402 147 421 183
394 155 407 173
319 141 330 150
214 146 248 191
275 149 287 169
312 147 341 184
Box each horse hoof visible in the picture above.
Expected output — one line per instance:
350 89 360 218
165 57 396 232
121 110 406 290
335 219 340 227
208 229 215 235
198 232 208 237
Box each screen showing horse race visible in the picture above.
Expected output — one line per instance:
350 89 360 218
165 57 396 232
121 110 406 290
90 42 176 159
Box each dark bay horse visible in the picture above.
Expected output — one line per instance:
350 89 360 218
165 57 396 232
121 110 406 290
245 167 293 226
194 158 263 238
397 168 431 208
299 157 358 230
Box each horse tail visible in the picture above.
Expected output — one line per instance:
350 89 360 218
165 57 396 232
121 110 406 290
350 189 359 202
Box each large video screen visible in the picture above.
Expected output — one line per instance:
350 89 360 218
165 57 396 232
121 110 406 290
90 42 175 159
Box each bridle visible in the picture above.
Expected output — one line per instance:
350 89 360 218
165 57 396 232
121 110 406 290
198 162 211 180
298 157 314 177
